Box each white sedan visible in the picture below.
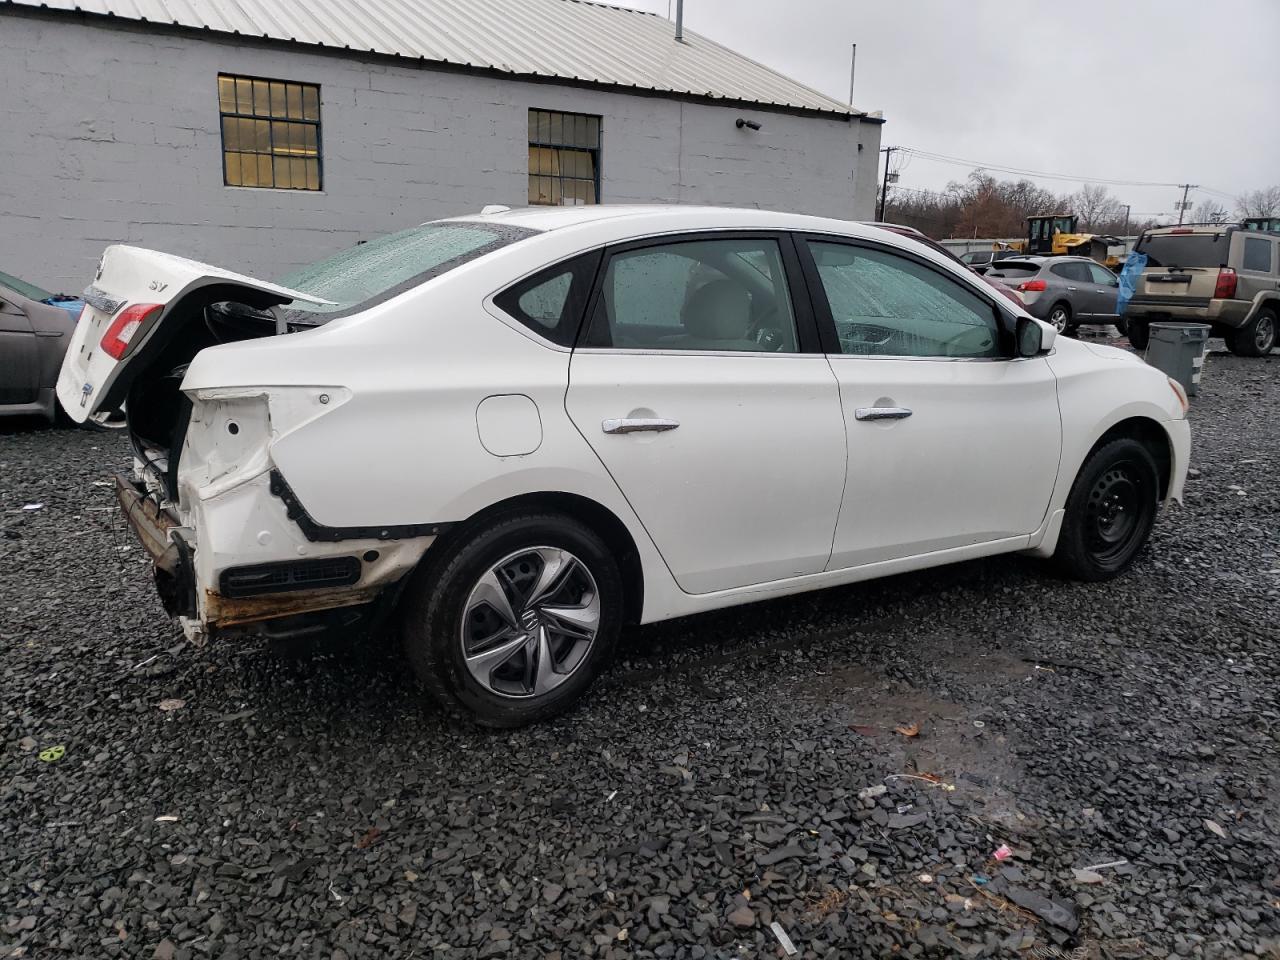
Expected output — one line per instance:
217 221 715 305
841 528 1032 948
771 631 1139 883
58 205 1190 726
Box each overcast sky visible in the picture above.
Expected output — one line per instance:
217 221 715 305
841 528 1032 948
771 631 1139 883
620 0 1279 219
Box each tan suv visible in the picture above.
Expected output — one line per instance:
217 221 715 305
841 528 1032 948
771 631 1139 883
1124 225 1280 356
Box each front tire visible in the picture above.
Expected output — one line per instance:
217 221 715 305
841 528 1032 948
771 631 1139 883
400 511 623 727
1227 309 1278 357
1053 438 1159 582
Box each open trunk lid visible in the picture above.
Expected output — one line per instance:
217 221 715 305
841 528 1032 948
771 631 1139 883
55 245 329 423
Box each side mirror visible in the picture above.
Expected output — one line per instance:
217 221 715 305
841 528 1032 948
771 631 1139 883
1015 315 1048 356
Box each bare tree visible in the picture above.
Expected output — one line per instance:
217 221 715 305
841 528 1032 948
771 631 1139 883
1191 199 1231 224
1072 184 1122 231
1237 186 1280 219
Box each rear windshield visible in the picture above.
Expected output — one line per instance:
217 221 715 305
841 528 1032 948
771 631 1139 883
987 262 1041 278
277 222 535 316
1136 233 1230 268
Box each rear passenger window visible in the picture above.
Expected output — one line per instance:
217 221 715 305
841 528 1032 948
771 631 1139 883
1243 238 1273 273
493 251 600 347
585 237 799 352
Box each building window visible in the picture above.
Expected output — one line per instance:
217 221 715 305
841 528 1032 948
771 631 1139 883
218 74 321 191
528 109 600 206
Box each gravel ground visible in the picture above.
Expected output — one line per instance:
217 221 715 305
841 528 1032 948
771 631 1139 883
3 344 1278 960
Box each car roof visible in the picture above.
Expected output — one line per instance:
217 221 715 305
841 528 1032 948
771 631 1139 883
446 204 896 241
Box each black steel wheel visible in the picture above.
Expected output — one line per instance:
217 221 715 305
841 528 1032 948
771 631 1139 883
1053 438 1160 581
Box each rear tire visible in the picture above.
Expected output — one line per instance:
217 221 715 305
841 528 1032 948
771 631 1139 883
1227 309 1277 357
400 511 623 727
1048 303 1073 336
1052 438 1159 582
1127 319 1150 351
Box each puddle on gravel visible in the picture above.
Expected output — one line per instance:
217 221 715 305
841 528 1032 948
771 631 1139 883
795 654 1039 835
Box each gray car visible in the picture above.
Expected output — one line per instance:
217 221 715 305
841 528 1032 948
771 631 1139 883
985 256 1122 335
0 271 82 422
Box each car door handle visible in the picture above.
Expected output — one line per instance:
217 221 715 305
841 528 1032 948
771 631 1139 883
602 417 680 434
1066 286 1078 291
854 406 912 422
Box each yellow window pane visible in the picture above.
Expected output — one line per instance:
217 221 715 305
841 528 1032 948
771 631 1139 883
528 110 540 142
295 157 309 188
218 76 236 114
257 154 272 186
286 84 303 119
303 124 318 156
269 82 286 118
529 175 551 205
221 116 240 152
302 85 320 121
584 180 597 204
548 112 563 145
305 158 320 190
252 79 269 117
224 150 242 185
584 115 600 146
253 119 270 153
235 77 254 114
237 152 259 187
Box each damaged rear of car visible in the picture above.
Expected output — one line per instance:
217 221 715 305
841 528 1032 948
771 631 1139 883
58 222 533 643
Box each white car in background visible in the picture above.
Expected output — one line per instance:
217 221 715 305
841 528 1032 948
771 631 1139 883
58 205 1190 726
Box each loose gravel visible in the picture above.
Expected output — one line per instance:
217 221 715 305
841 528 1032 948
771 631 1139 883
2 345 1278 959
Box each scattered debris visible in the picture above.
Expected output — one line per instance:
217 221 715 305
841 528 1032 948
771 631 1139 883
327 882 347 905
157 699 186 712
896 803 914 814
993 844 1013 861
971 874 990 885
38 745 65 763
354 827 382 849
857 784 887 801
1204 819 1228 839
22 503 44 512
769 921 799 956
605 790 617 803
404 870 418 883
885 773 957 792
804 887 849 919
972 720 986 729
893 722 921 738
848 724 878 736
154 815 179 823
1072 868 1105 884
1081 859 1128 872
917 873 933 884
1002 885 1079 933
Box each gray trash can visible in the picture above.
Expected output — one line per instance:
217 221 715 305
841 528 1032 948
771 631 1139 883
1145 322 1211 397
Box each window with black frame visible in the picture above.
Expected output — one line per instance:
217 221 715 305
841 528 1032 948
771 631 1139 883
218 74 321 190
528 110 600 206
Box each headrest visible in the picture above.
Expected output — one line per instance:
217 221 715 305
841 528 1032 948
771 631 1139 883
681 279 751 341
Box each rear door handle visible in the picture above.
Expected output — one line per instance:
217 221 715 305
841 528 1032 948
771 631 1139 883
854 406 912 421
602 417 680 434
1066 286 1078 291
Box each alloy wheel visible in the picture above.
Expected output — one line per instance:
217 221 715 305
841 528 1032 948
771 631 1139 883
1049 307 1069 333
460 547 600 699
1256 314 1276 353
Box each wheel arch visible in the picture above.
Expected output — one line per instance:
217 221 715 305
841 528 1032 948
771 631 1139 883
423 491 645 625
1086 416 1173 500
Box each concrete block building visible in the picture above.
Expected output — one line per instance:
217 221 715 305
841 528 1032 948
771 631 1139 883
0 0 884 291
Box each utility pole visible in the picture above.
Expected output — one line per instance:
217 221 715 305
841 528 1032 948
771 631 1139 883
1121 204 1131 235
848 44 857 107
877 146 896 221
1176 184 1197 225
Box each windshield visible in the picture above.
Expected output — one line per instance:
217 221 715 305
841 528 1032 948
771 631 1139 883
0 269 52 302
277 222 534 315
1137 233 1230 268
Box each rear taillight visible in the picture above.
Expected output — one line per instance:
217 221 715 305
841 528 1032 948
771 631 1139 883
100 303 162 360
1018 279 1047 292
1213 268 1237 300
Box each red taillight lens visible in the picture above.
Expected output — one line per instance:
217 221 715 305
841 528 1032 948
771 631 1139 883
1018 279 1048 292
1214 268 1237 300
100 303 162 360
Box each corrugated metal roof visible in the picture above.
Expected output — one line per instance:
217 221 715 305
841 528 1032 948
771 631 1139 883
4 0 863 117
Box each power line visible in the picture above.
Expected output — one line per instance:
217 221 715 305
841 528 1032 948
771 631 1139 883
899 148 1184 189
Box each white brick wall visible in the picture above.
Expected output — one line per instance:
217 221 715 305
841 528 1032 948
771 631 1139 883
0 10 882 291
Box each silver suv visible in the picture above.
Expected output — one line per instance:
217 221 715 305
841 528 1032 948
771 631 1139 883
1124 225 1280 356
984 256 1121 335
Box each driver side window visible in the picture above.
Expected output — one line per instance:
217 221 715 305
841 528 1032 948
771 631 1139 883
806 241 1000 359
584 237 799 352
